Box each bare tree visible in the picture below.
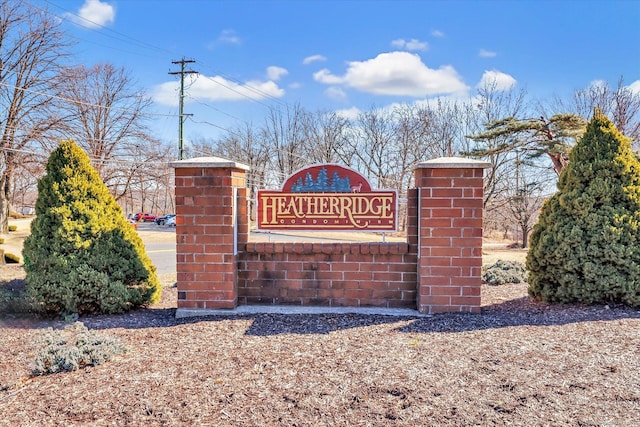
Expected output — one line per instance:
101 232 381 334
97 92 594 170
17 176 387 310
301 109 353 165
466 81 529 208
565 77 640 146
389 104 424 193
0 0 69 231
419 99 468 158
262 103 308 184
388 102 463 190
351 106 396 188
9 150 44 214
211 123 269 218
112 139 173 213
506 154 549 247
50 63 156 189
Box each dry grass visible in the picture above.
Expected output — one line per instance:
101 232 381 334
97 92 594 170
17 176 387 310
482 246 528 265
1 265 639 426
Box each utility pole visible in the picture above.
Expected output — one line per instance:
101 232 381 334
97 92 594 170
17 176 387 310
169 58 197 160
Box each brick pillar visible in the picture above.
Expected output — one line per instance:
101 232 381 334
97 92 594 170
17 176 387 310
170 157 249 314
414 157 489 314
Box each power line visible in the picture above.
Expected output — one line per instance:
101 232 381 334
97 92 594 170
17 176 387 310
29 0 294 136
42 0 290 109
198 73 281 110
0 81 178 118
22 1 301 152
190 97 248 124
0 146 173 167
187 117 243 139
42 0 172 56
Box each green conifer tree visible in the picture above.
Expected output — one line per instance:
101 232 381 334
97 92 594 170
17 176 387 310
23 140 161 316
526 110 640 306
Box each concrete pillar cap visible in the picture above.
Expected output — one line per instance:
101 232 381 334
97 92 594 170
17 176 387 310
415 157 490 169
169 156 250 170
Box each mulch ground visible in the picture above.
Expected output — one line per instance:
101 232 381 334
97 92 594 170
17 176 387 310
1 265 639 426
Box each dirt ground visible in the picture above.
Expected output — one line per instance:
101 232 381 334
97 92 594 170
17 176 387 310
1 273 639 426
1 220 638 425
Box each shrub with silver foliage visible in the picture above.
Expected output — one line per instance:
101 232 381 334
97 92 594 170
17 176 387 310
31 322 126 375
483 260 528 286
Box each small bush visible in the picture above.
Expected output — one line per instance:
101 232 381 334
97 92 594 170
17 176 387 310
4 252 20 263
31 322 126 376
0 283 32 315
483 260 528 286
0 237 5 244
8 225 17 232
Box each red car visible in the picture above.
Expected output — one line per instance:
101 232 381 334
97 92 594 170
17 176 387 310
133 212 157 222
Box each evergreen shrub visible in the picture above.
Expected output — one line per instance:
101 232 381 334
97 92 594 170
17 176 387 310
526 111 640 306
23 140 161 317
0 283 32 316
483 260 528 285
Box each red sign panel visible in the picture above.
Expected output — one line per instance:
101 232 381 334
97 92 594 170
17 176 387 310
257 164 397 231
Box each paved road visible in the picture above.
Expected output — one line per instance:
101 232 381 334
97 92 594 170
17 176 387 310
136 222 176 274
145 241 177 274
137 222 404 274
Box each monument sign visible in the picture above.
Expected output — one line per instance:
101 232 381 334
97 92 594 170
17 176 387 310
257 164 397 231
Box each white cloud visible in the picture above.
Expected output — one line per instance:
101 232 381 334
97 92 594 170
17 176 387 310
335 107 361 120
477 70 517 91
325 87 348 102
586 79 640 96
313 69 344 85
391 38 428 52
479 49 497 58
152 81 180 106
65 0 115 29
628 80 640 95
431 30 445 38
589 79 607 87
266 66 288 81
153 72 285 106
218 29 241 45
587 79 610 93
207 30 242 50
303 54 327 65
313 51 468 97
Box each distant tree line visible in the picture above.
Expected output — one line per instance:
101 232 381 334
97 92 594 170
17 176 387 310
190 80 640 240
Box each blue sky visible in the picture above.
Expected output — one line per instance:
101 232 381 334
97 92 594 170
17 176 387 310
35 0 640 146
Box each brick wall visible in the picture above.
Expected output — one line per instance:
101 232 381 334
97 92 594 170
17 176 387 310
171 158 249 310
238 242 417 308
415 159 487 314
171 156 488 316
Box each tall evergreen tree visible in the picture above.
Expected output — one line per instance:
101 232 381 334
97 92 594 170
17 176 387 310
526 110 640 306
23 140 161 316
